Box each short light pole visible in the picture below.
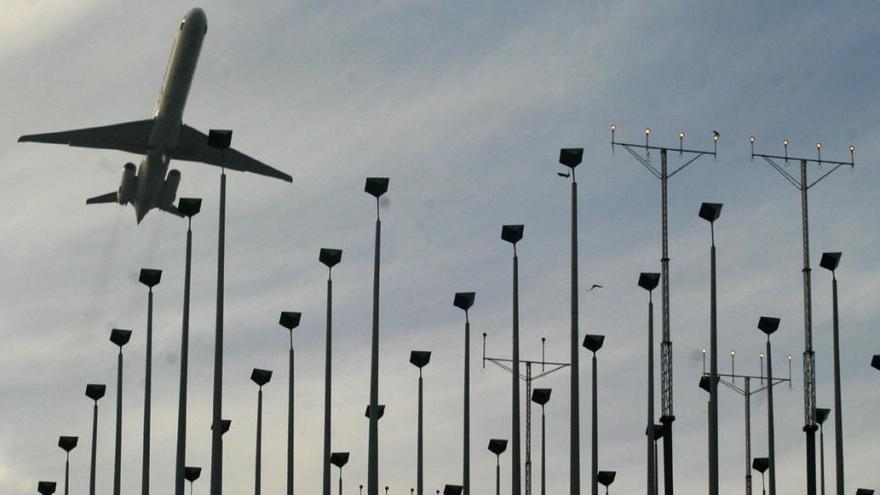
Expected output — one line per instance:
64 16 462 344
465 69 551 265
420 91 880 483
321 248 343 495
819 251 845 495
366 177 389 495
138 268 161 495
38 481 57 495
816 408 831 495
531 388 551 495
699 201 723 495
251 368 273 495
85 384 106 495
331 452 350 495
758 316 781 495
454 292 475 495
184 467 201 495
583 334 605 495
502 224 524 495
752 458 769 495
110 328 132 495
58 436 78 495
488 439 508 495
410 351 431 495
279 311 302 495
175 198 201 495
597 471 616 495
638 272 661 495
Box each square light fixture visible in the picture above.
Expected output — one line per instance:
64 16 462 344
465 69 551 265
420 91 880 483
487 438 508 456
638 272 661 291
409 351 431 369
365 177 389 198
139 268 162 288
559 148 583 168
85 384 106 401
757 316 781 336
531 388 551 406
177 198 202 218
208 129 232 150
279 312 302 330
582 334 605 353
330 452 350 468
453 292 475 311
319 248 343 268
501 225 524 244
698 202 723 223
184 466 202 482
110 329 132 347
250 368 273 387
819 252 842 272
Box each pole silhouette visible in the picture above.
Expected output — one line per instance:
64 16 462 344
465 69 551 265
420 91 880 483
58 436 78 495
819 252 844 495
454 292 475 495
184 467 201 495
501 224 524 495
699 202 723 495
139 268 161 495
638 273 660 495
410 351 431 495
279 311 303 495
531 389 551 495
85 384 105 495
758 317 781 495
583 335 605 495
488 439 507 495
110 329 132 495
331 453 350 495
251 369 273 495
321 248 342 495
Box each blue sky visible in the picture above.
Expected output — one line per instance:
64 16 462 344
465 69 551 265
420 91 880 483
1 1 878 493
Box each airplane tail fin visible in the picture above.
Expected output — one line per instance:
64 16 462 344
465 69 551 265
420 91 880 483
86 192 119 205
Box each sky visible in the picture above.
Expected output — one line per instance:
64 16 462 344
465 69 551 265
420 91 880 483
1 1 878 494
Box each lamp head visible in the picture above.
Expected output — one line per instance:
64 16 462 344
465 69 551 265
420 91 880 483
752 457 770 474
109 328 132 347
647 423 664 439
531 388 551 406
855 490 875 495
582 334 605 353
208 129 232 150
364 177 389 198
37 481 57 495
250 368 272 387
758 316 781 336
597 471 617 487
409 350 431 369
184 466 202 482
365 404 385 419
211 419 231 434
330 452 350 468
85 384 106 401
819 252 842 272
443 485 463 495
559 148 583 168
816 407 831 425
319 248 343 268
278 311 302 331
487 438 508 455
177 197 202 218
139 268 162 288
638 272 661 292
699 375 719 393
698 202 723 223
872 354 880 371
58 436 78 452
453 292 475 311
501 224 524 244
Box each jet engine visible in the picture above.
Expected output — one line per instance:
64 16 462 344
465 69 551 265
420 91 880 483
159 169 181 209
117 162 137 204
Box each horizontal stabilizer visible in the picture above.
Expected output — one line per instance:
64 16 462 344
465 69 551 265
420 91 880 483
171 124 292 182
19 119 154 155
86 192 118 205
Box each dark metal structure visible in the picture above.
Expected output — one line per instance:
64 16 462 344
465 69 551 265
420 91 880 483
138 267 162 495
321 248 342 495
816 408 831 495
638 272 660 495
758 316 782 495
85 384 106 495
331 452 350 495
251 368 273 495
699 201 723 495
454 292 475 495
502 224 523 495
531 388 551 495
58 436 78 495
184 467 201 495
279 311 302 495
110 328 132 495
410 351 432 495
752 458 769 495
488 439 508 495
38 481 57 495
819 251 845 495
583 334 605 495
597 471 616 495
443 486 463 495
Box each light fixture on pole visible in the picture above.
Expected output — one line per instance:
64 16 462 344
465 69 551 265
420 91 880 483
366 176 389 495
638 272 660 495
410 351 432 495
597 471 616 495
557 147 584 495
816 408 831 495
531 388 551 495
750 136 855 495
819 251 846 495
110 328 131 495
758 316 781 495
752 458 769 495
583 334 605 495
58 436 78 495
138 267 161 495
365 405 386 420
331 452 350 495
251 368 273 495
502 224 524 495
454 291 475 495
85 384 105 495
872 355 880 371
488 439 508 495
38 481 57 495
321 248 342 495
699 201 723 495
279 311 302 495
184 467 201 495
174 197 201 495
443 486 463 495
855 490 874 495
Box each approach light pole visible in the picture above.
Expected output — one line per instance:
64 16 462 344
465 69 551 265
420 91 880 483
184 467 201 495
819 251 845 495
85 384 105 495
758 317 782 495
816 408 831 495
752 458 769 495
699 201 723 495
58 436 78 495
175 197 201 495
531 388 551 495
331 453 350 495
502 224 524 495
251 368 273 495
139 267 161 495
410 351 432 495
638 272 661 495
557 147 584 495
366 177 389 495
613 125 719 495
321 248 342 495
110 328 132 495
583 334 605 495
279 311 302 495
488 439 508 495
454 292 475 495
597 471 616 495
749 136 855 495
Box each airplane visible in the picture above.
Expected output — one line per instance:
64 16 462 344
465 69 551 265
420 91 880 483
18 8 292 223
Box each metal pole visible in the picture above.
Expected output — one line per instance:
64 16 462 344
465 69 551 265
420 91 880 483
64 452 70 495
512 248 522 495
591 352 598 495
417 370 423 495
339 469 343 495
798 160 818 495
659 149 675 495
571 177 581 495
143 287 153 495
819 424 825 495
496 455 501 495
647 294 656 495
290 344 296 495
766 338 777 495
526 363 532 495
463 312 470 495
541 405 546 495
709 224 719 495
175 219 193 495
90 401 98 495
256 387 263 495
368 210 381 495
323 276 333 495
745 378 752 495
830 274 844 495
211 171 226 495
114 348 123 495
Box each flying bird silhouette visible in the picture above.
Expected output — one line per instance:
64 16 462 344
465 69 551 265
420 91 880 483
557 171 571 178
588 284 603 291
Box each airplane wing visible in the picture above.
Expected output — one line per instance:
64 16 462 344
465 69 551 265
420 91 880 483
18 120 154 155
86 192 119 204
170 124 292 182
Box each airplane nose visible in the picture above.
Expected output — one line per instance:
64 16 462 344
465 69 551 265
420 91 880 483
185 8 207 32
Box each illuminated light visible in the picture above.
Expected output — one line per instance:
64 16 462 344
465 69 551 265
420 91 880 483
610 123 617 131
645 128 651 135
816 143 822 150
749 136 755 144
783 139 789 146
731 351 736 357
679 131 685 139
849 145 855 152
